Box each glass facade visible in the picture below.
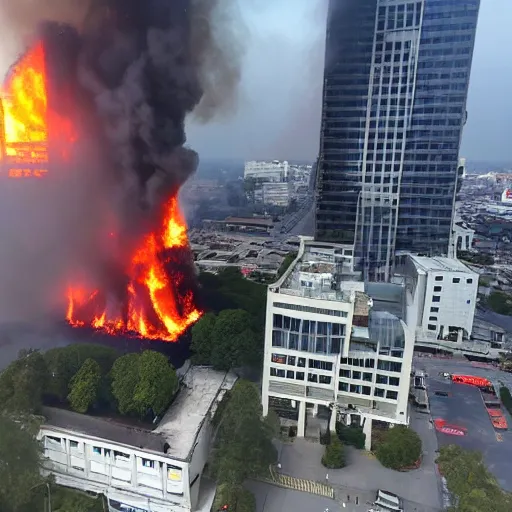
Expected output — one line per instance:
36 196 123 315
271 313 345 354
315 0 480 279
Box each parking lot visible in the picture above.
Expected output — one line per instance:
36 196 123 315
417 356 512 491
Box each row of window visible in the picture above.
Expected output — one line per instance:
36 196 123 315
273 302 348 318
339 370 400 386
434 275 473 284
338 382 398 401
340 358 402 373
271 353 333 371
270 368 331 384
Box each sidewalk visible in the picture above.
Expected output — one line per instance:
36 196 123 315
276 437 441 511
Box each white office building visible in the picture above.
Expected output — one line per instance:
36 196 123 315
396 254 478 343
38 367 236 512
262 237 414 450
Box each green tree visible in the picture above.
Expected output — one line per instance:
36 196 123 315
375 426 422 470
212 483 256 512
211 380 276 485
110 353 141 415
44 344 119 402
0 350 49 414
190 312 216 364
487 291 512 316
210 310 261 370
68 359 102 413
321 434 345 468
437 445 512 512
0 416 44 512
134 351 178 418
336 423 366 449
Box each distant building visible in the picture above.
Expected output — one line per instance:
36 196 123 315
244 160 289 182
261 237 413 449
38 367 236 512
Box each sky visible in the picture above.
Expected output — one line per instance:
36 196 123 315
187 0 512 164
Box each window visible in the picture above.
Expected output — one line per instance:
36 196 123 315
338 381 348 392
376 374 388 385
389 377 400 386
271 354 286 364
452 277 460 283
434 286 442 292
432 295 441 302
287 356 296 366
142 458 155 469
429 316 437 322
298 357 306 367
467 300 471 304
352 371 361 380
363 372 373 382
47 436 62 444
340 369 351 378
430 307 439 313
286 370 294 379
70 440 79 449
296 372 305 381
114 451 129 460
435 275 443 281
93 446 102 455
428 324 437 331
467 278 473 284
308 373 318 383
319 375 331 385
386 390 398 400
374 387 385 398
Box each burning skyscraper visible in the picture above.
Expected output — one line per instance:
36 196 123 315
0 0 242 341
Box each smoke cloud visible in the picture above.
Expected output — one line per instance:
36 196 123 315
0 0 244 323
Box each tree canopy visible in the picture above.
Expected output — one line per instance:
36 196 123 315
437 445 512 512
211 380 276 486
111 350 178 418
191 309 262 371
43 344 119 402
68 358 102 414
0 415 44 512
322 434 345 469
375 425 422 470
0 350 48 414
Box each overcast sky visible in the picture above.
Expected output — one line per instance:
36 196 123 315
187 0 512 164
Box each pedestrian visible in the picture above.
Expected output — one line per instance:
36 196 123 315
277 462 282 470
325 472 329 482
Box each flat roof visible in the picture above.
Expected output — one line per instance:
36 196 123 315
409 255 474 274
43 366 236 461
154 367 237 460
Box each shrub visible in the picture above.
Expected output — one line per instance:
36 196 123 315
321 434 345 469
212 483 256 512
500 385 512 415
336 423 366 449
376 426 421 470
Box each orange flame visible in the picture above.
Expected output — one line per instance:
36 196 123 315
0 40 77 174
66 196 202 342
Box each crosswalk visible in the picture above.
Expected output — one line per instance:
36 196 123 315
266 465 335 498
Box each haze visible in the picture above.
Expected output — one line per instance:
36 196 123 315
188 0 512 164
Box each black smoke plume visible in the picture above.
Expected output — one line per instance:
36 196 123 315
0 0 244 324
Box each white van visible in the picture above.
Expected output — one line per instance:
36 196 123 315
374 489 404 511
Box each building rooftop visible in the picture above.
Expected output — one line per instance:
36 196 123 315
42 366 237 461
271 237 362 303
409 255 474 274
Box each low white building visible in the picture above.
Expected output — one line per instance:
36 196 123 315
244 160 288 182
38 367 236 512
396 254 478 345
261 237 413 450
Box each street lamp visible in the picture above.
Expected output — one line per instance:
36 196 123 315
30 482 51 512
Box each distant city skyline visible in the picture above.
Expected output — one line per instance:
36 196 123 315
187 0 512 164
